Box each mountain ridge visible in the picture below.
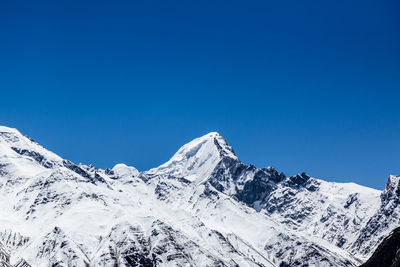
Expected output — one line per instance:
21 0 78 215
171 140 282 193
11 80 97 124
0 125 397 266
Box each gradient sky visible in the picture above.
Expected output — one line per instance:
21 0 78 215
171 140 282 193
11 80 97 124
1 0 399 189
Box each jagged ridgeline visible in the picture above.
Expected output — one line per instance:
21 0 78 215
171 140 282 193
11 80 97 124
0 126 398 266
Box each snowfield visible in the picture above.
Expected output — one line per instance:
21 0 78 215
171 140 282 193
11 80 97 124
0 126 398 266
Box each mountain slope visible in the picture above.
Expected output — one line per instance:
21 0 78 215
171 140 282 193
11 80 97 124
352 175 400 258
360 227 400 267
0 126 396 266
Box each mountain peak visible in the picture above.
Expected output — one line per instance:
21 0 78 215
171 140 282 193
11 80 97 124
196 131 236 157
146 132 237 182
0 125 62 173
204 131 220 137
0 126 23 143
0 125 19 133
111 163 139 178
382 175 400 199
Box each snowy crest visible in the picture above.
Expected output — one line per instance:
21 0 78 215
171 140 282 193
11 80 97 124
0 126 62 163
111 163 139 178
147 132 237 182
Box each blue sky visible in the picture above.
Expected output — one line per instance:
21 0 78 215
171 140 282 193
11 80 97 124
1 0 399 189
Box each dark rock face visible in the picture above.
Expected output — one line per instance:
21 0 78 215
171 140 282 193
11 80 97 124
345 193 359 209
207 157 246 193
287 172 310 186
352 176 400 256
360 227 400 267
207 154 321 222
235 171 275 206
235 166 285 206
208 156 286 209
11 147 54 168
63 160 92 179
62 160 107 184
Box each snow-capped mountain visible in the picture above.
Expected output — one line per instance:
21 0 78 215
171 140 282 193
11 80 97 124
0 126 397 266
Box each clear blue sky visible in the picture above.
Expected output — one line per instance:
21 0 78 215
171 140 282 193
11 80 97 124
1 0 399 189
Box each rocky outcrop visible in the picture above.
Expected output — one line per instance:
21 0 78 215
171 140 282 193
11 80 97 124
352 175 400 257
0 242 30 267
360 227 400 267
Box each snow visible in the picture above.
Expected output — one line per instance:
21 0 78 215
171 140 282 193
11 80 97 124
0 125 396 266
112 163 139 178
147 132 237 183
